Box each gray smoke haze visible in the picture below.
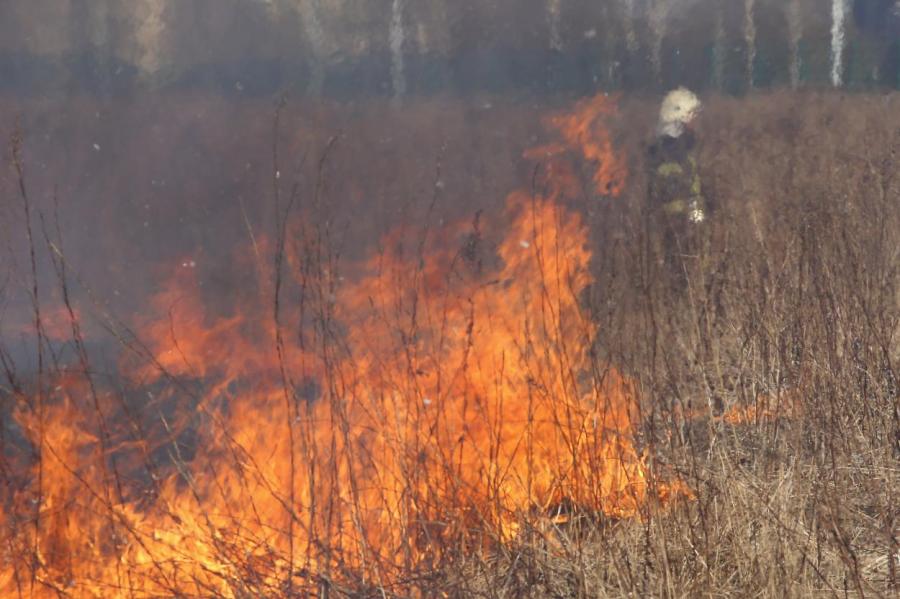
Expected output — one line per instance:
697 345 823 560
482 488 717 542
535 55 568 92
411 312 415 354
0 0 898 376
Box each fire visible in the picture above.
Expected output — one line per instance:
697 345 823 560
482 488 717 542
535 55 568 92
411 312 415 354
1 95 689 596
526 93 629 198
722 390 804 425
2 302 83 343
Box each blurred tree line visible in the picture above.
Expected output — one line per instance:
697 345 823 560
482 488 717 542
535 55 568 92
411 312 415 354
0 0 897 95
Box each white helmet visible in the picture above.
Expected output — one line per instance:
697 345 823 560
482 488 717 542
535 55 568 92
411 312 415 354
658 87 701 138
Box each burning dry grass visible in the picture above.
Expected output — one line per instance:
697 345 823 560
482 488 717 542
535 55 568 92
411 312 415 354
1 91 899 597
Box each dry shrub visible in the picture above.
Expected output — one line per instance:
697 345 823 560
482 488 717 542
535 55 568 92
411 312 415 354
557 90 900 598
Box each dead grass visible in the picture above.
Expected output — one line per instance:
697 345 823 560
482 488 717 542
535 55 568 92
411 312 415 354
1 90 899 598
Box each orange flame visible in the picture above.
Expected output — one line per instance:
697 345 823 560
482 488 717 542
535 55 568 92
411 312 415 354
2 302 83 343
1 95 688 597
526 94 629 198
722 391 804 425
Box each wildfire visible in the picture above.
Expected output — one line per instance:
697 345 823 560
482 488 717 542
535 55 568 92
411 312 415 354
721 390 804 425
1 95 690 596
526 93 629 198
2 302 83 344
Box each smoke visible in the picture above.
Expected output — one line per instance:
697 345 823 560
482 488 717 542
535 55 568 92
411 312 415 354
83 1 111 50
831 0 847 87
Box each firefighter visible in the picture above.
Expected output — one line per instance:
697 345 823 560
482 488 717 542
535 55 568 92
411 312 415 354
647 87 705 284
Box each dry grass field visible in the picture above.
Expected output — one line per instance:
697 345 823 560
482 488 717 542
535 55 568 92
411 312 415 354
1 90 898 598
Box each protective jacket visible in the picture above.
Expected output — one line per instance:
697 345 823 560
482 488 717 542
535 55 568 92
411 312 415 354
647 130 705 223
